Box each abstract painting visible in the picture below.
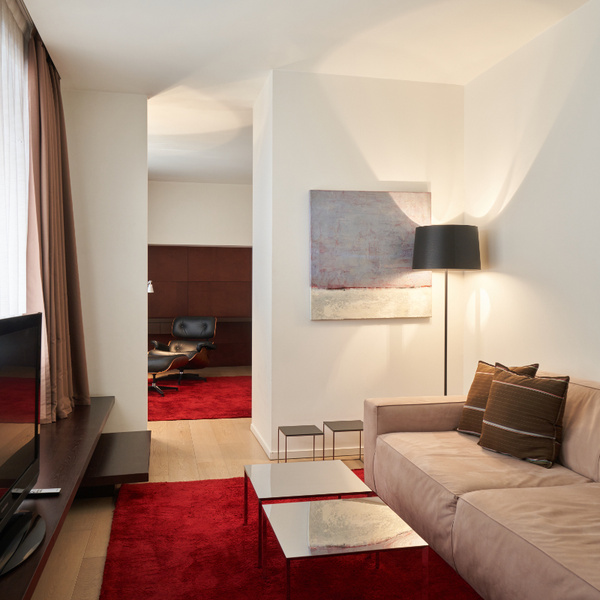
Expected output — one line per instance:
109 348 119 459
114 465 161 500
310 190 431 320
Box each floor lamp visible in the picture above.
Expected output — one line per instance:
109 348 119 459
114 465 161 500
411 224 481 395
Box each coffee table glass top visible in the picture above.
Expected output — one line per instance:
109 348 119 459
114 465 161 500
264 497 427 559
244 460 370 500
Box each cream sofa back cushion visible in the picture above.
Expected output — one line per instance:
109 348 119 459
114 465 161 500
550 374 600 481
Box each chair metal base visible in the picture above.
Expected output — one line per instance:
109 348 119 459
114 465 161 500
148 382 179 396
180 371 207 382
148 372 182 396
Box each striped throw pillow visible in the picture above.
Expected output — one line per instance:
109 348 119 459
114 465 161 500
478 370 569 468
457 361 539 436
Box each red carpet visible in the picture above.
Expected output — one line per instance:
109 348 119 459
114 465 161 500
148 376 251 421
100 476 482 600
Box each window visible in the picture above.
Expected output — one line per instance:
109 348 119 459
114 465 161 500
0 0 30 318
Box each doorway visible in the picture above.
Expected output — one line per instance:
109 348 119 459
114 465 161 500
147 244 252 366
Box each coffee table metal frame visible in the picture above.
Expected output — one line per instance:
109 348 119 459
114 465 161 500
263 497 428 600
277 425 324 462
243 460 373 567
322 419 364 461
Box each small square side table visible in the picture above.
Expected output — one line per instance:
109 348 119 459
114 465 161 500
277 425 324 463
323 419 364 461
264 497 427 600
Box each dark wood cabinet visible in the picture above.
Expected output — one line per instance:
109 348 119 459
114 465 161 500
148 245 252 366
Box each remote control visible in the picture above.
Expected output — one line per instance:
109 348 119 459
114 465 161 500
12 488 61 497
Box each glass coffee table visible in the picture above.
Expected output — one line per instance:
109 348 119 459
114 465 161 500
264 497 427 600
243 460 372 567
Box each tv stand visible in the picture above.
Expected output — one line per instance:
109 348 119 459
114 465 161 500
0 396 114 600
0 512 46 576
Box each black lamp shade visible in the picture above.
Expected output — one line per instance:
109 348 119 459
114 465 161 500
412 224 481 271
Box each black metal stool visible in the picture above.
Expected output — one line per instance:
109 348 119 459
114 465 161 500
322 420 364 461
277 425 324 462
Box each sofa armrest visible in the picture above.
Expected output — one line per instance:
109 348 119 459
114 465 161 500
363 395 466 490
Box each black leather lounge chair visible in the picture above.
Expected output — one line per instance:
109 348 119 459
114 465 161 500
149 316 217 381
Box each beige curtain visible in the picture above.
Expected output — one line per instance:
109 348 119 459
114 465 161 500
27 31 90 422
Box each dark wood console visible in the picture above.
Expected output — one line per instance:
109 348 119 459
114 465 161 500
0 396 114 600
82 430 151 488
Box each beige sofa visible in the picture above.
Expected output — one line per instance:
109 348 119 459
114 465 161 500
364 373 600 600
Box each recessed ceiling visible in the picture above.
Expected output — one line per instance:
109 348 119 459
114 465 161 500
25 0 590 184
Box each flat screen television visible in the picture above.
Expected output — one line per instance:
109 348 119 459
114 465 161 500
0 313 45 575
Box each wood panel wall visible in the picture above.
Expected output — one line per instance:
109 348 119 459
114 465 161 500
148 245 252 366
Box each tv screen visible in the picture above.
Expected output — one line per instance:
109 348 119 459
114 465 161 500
0 313 42 573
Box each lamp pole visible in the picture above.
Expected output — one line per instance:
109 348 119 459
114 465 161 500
444 269 448 396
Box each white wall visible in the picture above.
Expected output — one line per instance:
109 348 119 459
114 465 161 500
464 0 600 380
251 73 274 451
253 71 465 457
148 181 252 246
62 89 149 433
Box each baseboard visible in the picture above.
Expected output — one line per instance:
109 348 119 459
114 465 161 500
322 446 363 461
249 422 273 458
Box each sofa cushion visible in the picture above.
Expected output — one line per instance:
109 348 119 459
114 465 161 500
363 395 467 491
371 430 590 567
553 374 600 482
479 371 569 468
453 484 600 600
457 361 539 436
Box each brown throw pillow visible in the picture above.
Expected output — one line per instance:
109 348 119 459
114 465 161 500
478 370 569 468
457 361 539 436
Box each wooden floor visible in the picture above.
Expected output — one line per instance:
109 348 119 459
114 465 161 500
30 367 363 600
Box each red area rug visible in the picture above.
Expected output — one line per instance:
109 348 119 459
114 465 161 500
148 376 251 421
100 476 481 600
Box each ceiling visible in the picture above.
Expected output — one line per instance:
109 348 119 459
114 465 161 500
25 0 589 185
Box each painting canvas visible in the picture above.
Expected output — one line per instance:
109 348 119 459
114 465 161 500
310 190 431 320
